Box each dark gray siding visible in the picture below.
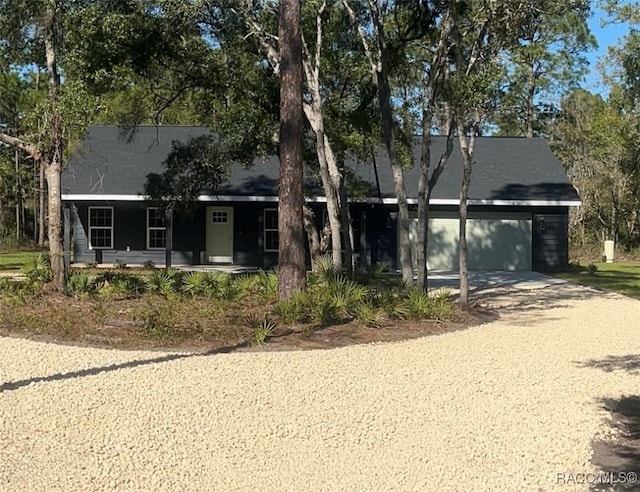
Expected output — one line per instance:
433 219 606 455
532 211 569 272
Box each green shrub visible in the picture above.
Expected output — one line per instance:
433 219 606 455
114 259 127 270
66 271 101 298
313 254 340 280
233 273 258 294
101 272 147 298
273 291 309 324
256 268 278 301
181 271 236 299
84 260 98 268
325 276 368 317
136 300 175 338
428 288 453 320
587 262 598 275
0 278 38 304
146 269 182 298
246 314 277 346
402 288 433 320
309 297 339 325
353 301 386 328
23 252 52 284
398 287 454 321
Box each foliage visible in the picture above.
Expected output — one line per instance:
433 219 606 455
66 271 101 298
0 277 40 305
136 299 176 339
273 291 309 324
145 268 182 298
352 301 386 329
100 271 147 299
399 287 453 321
246 314 277 346
256 268 278 302
23 253 52 284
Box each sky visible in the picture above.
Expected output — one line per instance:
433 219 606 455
584 6 633 96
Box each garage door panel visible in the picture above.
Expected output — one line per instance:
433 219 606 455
408 214 531 271
409 218 459 270
467 219 531 270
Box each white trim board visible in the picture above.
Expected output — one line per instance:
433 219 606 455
62 193 582 207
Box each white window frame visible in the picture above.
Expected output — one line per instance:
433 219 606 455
264 208 278 252
147 207 167 250
88 206 114 250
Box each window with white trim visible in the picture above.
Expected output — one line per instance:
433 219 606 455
264 209 278 252
147 208 166 249
88 207 113 249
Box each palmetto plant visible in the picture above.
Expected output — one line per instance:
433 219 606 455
66 271 101 298
23 253 52 284
246 314 277 346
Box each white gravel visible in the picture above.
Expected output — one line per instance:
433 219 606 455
1 282 639 491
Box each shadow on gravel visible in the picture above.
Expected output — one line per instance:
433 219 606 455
471 285 602 327
578 356 640 490
591 396 640 491
0 342 247 394
578 354 640 374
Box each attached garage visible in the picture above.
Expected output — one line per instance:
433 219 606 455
408 211 532 271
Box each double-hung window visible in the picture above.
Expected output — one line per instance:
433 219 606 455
147 208 166 249
264 209 279 252
88 207 113 249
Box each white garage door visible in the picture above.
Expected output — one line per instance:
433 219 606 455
408 211 532 271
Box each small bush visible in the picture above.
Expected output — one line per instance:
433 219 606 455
146 269 182 298
587 262 598 275
143 260 156 269
256 268 278 301
246 314 277 346
0 278 38 304
428 288 453 320
353 301 386 328
312 255 340 280
23 252 52 284
233 273 258 294
273 292 309 324
66 271 101 298
100 272 146 298
114 259 127 270
402 288 433 320
84 260 98 268
309 297 340 325
136 300 175 338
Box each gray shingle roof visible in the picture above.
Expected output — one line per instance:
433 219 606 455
63 126 580 203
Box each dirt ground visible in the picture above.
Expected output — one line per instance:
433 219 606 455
0 294 496 353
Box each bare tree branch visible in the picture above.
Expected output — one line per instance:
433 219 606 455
0 132 41 161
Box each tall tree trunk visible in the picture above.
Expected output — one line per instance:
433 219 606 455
15 149 21 242
304 104 344 270
526 61 535 138
456 116 476 308
46 158 64 289
303 205 331 268
416 109 454 291
38 160 46 246
324 137 355 276
362 1 412 283
45 1 65 292
278 0 306 300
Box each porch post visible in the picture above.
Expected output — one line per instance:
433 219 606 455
165 206 173 268
63 206 71 272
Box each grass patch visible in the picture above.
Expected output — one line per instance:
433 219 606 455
557 261 640 298
0 250 43 272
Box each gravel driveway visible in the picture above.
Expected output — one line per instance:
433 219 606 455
1 282 639 491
